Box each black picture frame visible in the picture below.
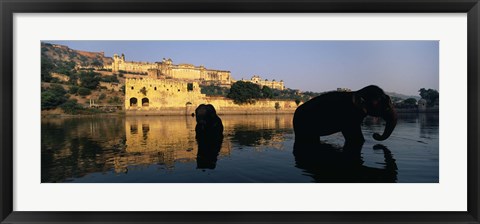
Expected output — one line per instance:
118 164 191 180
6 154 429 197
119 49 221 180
1 0 479 223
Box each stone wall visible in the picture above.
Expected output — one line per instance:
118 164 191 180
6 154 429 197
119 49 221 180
125 78 206 110
125 78 298 115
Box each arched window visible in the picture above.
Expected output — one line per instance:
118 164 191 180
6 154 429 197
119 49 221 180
142 98 149 107
130 98 138 107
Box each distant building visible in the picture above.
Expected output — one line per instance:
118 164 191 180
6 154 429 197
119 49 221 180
110 54 233 86
242 75 285 90
337 88 351 92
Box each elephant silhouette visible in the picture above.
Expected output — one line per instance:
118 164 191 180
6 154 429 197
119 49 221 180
293 85 397 146
194 104 224 169
195 104 224 136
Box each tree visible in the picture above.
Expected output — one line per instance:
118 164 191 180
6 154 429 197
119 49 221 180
91 59 103 68
60 99 83 114
419 88 439 107
78 71 101 89
200 84 229 96
275 102 281 110
41 56 54 82
77 87 92 96
261 86 274 99
41 84 68 110
227 81 262 104
403 98 417 106
69 86 79 94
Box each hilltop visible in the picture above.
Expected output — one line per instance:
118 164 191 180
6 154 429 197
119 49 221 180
41 42 113 68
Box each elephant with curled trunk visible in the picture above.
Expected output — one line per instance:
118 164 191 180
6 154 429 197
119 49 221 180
293 85 397 146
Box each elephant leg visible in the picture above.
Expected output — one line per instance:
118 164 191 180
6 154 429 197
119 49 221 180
341 125 365 146
342 126 364 157
294 129 320 151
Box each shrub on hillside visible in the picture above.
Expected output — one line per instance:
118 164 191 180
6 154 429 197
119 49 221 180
41 84 68 110
60 99 83 114
77 87 92 96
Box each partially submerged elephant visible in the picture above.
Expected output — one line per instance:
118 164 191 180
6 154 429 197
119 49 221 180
195 104 224 135
293 85 397 145
195 104 224 169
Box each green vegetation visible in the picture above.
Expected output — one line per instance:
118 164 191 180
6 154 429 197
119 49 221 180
108 96 122 104
41 56 55 82
77 87 92 96
275 102 281 110
419 88 439 107
69 86 79 94
403 98 417 106
59 99 83 114
227 81 262 104
99 93 107 100
41 57 76 82
261 86 274 99
79 71 101 89
91 59 103 68
224 81 322 104
40 43 125 114
41 84 68 110
101 75 119 83
299 91 322 102
395 97 418 109
200 84 229 96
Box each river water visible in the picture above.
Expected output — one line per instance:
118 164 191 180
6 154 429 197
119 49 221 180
41 113 438 183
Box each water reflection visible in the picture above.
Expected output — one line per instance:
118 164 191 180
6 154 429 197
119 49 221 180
41 115 293 182
293 142 398 183
41 113 437 183
196 134 223 170
41 117 125 182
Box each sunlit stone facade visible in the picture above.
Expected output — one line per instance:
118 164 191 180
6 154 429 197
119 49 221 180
242 75 285 90
112 54 233 86
124 78 206 110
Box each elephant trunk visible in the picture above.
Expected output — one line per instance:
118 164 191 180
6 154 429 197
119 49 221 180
373 105 397 141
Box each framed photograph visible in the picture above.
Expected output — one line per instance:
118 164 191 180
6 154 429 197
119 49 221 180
1 0 479 223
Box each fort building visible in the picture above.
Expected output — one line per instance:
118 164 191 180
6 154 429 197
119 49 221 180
242 75 285 90
124 78 297 115
125 78 206 110
111 54 233 86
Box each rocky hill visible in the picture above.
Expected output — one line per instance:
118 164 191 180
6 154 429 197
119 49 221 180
41 42 113 68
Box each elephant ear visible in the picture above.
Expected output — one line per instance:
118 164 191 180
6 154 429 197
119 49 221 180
353 94 368 114
383 95 393 110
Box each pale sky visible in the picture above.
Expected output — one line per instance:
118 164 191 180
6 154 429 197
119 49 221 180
44 41 439 96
